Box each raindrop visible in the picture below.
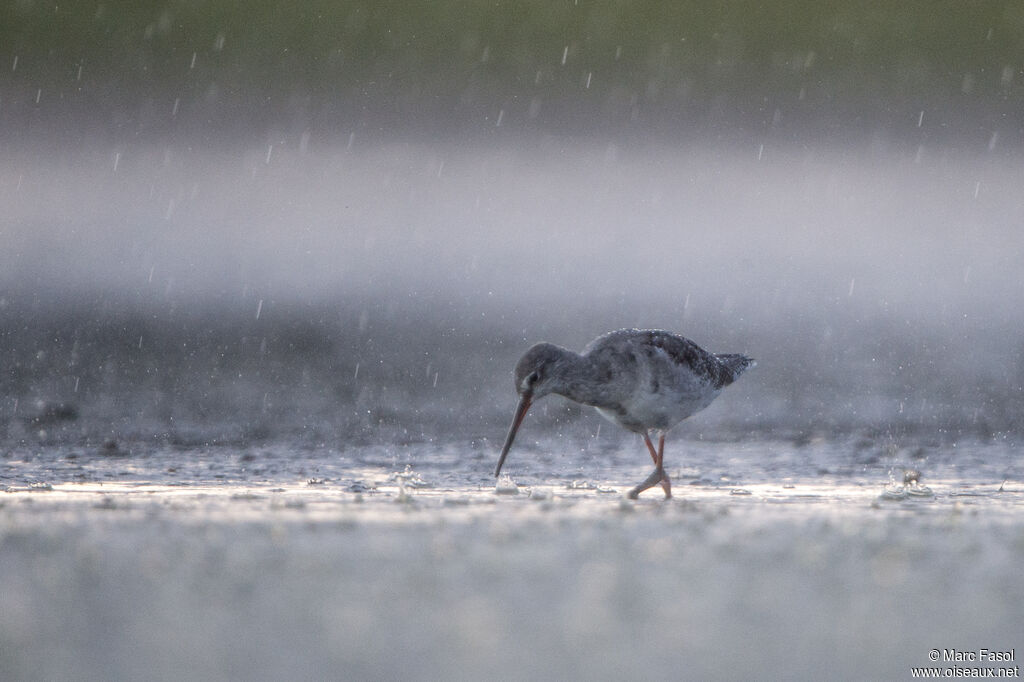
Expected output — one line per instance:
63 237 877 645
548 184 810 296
113 152 120 172
585 72 592 88
190 52 197 69
963 266 971 283
138 336 144 349
76 64 82 82
495 109 504 127
11 55 17 71
436 160 444 178
35 89 41 104
265 144 273 164
988 131 998 151
214 33 225 51
354 363 360 380
973 181 981 198
164 198 175 220
481 46 490 62
561 46 568 65
757 144 764 160
74 377 80 392
148 265 155 283
848 278 855 297
172 98 180 116
432 372 439 388
347 132 355 150
256 299 263 319
1001 65 1014 88
917 110 923 127
299 130 310 153
615 46 622 60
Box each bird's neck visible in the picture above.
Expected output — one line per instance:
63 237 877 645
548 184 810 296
548 351 609 407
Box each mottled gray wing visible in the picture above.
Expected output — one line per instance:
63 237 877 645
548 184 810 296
584 328 735 388
640 330 737 389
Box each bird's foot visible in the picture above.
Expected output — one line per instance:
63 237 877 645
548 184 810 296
628 467 670 499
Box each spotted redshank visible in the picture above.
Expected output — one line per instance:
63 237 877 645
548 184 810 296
494 329 755 499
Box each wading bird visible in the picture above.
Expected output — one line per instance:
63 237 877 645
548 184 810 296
494 329 754 499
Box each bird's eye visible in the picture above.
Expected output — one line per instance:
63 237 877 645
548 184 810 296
528 371 540 385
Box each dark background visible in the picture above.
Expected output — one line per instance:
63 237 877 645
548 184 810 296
4 1 1024 146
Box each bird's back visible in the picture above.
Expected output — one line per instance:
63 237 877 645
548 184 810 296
584 328 741 386
581 329 753 432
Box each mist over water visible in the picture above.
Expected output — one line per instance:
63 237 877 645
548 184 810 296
3 137 1024 453
1 2 1023 476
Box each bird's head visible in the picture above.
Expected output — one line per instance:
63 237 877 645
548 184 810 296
512 342 566 400
494 342 571 477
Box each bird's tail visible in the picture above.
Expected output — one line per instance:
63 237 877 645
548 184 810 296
715 353 756 384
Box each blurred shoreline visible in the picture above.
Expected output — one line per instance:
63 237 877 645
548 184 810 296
1 288 1022 451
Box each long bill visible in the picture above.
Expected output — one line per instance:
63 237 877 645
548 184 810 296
494 394 532 477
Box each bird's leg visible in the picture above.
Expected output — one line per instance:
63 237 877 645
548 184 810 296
643 434 659 464
657 433 671 499
645 433 673 496
629 433 672 499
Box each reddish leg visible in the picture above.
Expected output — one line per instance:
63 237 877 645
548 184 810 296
657 434 671 498
630 433 672 499
643 435 659 463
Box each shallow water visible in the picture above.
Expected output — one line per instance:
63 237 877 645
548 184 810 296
2 438 1022 681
